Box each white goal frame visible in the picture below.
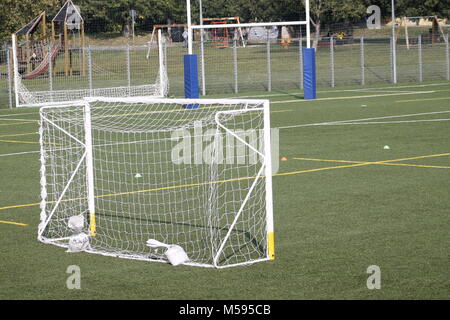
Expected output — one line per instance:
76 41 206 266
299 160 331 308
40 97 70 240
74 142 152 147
186 0 311 54
38 97 274 268
12 30 168 108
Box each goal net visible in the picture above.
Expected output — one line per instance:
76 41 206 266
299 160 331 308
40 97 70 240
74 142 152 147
38 97 274 268
12 32 168 108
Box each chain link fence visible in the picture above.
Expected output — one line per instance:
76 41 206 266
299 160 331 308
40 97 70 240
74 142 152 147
1 34 449 108
187 35 449 97
0 48 14 108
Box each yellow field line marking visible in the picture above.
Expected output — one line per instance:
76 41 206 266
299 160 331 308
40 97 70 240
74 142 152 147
379 153 450 163
0 121 35 127
0 132 37 138
0 220 28 227
294 158 450 169
294 153 450 169
0 202 41 211
2 152 449 212
396 97 450 103
0 139 39 145
0 163 368 212
382 163 450 169
272 163 369 177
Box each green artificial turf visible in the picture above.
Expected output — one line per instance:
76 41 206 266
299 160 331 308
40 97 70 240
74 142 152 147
0 81 449 299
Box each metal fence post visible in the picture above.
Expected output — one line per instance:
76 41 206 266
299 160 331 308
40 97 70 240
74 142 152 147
360 37 365 86
88 46 93 94
6 49 13 108
330 36 335 87
126 44 131 92
267 34 272 92
390 37 395 84
446 34 449 81
233 39 238 94
299 35 303 89
200 33 206 96
48 42 54 101
392 33 398 84
418 34 423 82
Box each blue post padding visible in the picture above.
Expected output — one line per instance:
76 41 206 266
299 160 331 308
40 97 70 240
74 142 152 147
303 48 317 100
184 54 199 109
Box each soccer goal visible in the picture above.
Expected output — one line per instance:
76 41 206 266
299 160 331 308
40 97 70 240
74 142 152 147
11 30 168 108
38 97 274 268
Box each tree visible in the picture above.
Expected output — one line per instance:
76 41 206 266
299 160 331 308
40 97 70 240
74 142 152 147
362 0 450 18
0 0 59 42
306 0 366 48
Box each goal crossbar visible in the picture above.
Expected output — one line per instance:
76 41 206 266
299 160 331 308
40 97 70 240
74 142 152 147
191 21 308 30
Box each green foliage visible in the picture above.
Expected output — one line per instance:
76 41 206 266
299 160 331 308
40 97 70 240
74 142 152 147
76 0 183 34
0 0 59 42
1 0 449 41
364 0 450 18
308 0 367 25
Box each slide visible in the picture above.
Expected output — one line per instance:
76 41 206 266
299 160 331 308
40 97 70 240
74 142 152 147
22 44 60 80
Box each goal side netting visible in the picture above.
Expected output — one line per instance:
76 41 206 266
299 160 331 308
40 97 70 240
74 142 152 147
38 97 274 268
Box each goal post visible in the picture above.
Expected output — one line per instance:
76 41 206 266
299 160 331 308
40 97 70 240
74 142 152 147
38 97 274 268
184 0 315 99
83 102 96 236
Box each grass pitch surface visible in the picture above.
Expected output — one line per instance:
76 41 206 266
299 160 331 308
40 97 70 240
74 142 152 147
0 81 449 299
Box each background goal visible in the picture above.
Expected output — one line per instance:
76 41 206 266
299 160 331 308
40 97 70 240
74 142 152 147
12 31 168 108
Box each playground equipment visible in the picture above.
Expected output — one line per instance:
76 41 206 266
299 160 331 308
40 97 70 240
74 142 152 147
22 43 60 80
201 17 245 47
14 0 85 79
397 16 447 49
14 12 48 75
51 0 85 76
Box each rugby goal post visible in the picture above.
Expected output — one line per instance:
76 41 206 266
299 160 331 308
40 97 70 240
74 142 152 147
38 97 274 268
184 0 316 99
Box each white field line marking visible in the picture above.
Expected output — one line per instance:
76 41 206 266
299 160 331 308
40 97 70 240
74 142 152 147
0 132 37 138
236 83 450 99
279 110 450 129
0 118 38 122
0 150 40 157
0 112 40 117
0 121 35 127
353 90 419 93
318 118 450 126
271 91 436 104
